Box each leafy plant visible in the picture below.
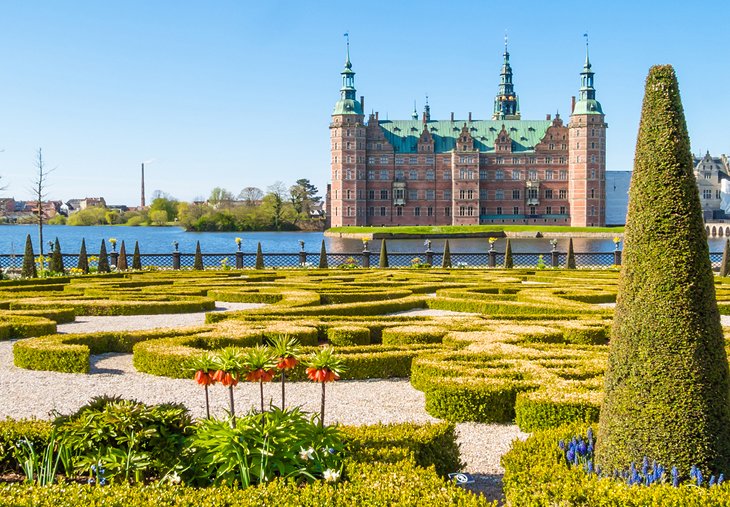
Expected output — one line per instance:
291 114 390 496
14 430 70 485
212 347 246 423
306 347 345 427
270 335 301 409
186 407 343 488
189 352 218 419
243 345 277 413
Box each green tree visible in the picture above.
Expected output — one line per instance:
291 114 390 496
117 240 128 271
289 179 321 224
379 240 389 268
193 241 203 270
21 234 37 278
77 239 89 274
149 195 179 221
721 239 730 277
441 240 452 268
132 241 142 270
50 237 63 274
503 239 513 269
208 187 235 208
67 207 107 226
596 65 730 476
149 209 168 226
565 238 576 269
318 240 328 269
98 240 110 273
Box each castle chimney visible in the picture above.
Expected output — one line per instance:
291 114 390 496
546 114 551 121
375 111 379 121
571 96 576 114
140 163 146 208
450 112 454 122
422 111 427 124
468 112 472 122
360 95 365 111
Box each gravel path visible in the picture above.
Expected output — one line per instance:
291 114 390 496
3 304 526 502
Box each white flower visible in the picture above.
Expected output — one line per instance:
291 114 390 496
323 468 340 483
300 447 315 461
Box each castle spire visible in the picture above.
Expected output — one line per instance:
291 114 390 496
333 33 363 116
572 33 603 115
492 34 520 120
424 95 431 122
412 100 418 120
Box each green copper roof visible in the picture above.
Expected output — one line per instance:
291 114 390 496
377 119 552 153
572 99 603 115
333 98 363 115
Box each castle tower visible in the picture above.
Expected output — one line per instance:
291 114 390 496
492 37 520 120
330 36 365 227
568 38 607 226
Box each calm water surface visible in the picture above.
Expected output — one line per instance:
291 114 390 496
0 224 723 255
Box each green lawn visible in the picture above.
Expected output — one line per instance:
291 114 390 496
328 225 624 235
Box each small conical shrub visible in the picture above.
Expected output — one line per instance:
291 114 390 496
379 240 389 268
597 65 730 475
21 234 37 278
132 241 142 270
255 242 264 269
318 240 328 269
442 240 452 268
503 239 513 269
194 241 204 270
565 238 576 269
721 239 730 277
97 240 110 273
117 241 128 271
50 237 63 274
77 239 89 274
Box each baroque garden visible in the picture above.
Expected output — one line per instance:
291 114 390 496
1 65 730 506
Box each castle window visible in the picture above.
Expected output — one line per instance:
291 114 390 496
703 189 712 199
546 206 552 214
409 170 418 180
559 170 568 180
346 190 352 199
591 155 597 163
481 206 486 215
444 190 451 199
380 207 386 216
497 157 504 164
395 157 405 164
496 190 504 199
380 190 389 199
367 170 375 180
427 206 433 216
591 129 596 136
346 169 353 180
467 206 474 216
426 170 435 180
459 206 466 216
496 207 503 215
590 169 596 179
704 173 712 180
346 142 351 149
426 156 434 164
396 207 403 217
717 190 721 199
347 207 352 216
545 189 553 199
368 156 375 164
559 157 567 164
443 171 451 180
445 206 451 216
495 170 504 180
545 157 552 164
395 169 404 180
560 206 566 214
368 207 374 216
513 157 520 164
590 206 596 216
409 190 418 200
368 190 375 200
512 170 521 180
530 206 536 215
479 169 487 179
512 189 521 200
528 157 536 164
591 142 596 149
590 189 595 199
335 207 338 216
409 157 417 164
376 143 382 150
480 189 487 199
559 189 567 199
513 207 519 215
459 189 466 199
549 144 555 150
414 207 421 216
379 170 389 180
528 170 538 181
380 156 388 164
562 144 567 150
395 188 405 200
545 170 553 180
426 189 435 200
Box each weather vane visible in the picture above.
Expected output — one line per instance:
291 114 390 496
583 32 589 47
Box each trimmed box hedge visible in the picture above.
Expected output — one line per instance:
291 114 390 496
327 325 371 346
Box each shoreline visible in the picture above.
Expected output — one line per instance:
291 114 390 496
325 230 623 240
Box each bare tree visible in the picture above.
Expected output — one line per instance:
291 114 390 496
30 148 55 260
265 181 288 230
238 186 264 206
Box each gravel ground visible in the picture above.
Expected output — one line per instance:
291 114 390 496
3 302 527 502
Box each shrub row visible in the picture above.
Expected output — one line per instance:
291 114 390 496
327 326 370 346
0 315 57 340
382 325 447 345
10 296 215 316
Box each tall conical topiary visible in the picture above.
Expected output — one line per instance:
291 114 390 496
441 240 452 268
720 239 730 277
318 240 328 269
21 234 37 278
77 239 89 274
193 241 204 270
50 237 63 274
503 239 513 269
378 240 389 268
255 242 264 269
132 241 142 270
565 238 576 269
596 65 730 476
117 241 128 271
97 240 110 273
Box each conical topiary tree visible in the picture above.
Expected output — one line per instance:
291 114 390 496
77 239 89 274
596 65 730 476
193 241 203 270
21 234 37 278
50 237 63 274
565 238 576 269
441 239 452 268
318 240 328 269
117 241 128 271
97 240 110 273
255 242 264 269
503 238 513 269
720 239 730 277
132 241 142 270
378 240 389 268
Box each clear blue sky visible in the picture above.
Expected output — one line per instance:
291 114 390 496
0 0 727 205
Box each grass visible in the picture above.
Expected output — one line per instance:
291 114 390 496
328 225 624 235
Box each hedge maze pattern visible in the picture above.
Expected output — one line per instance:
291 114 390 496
4 268 730 431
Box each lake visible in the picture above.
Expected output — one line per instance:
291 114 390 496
0 224 724 256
